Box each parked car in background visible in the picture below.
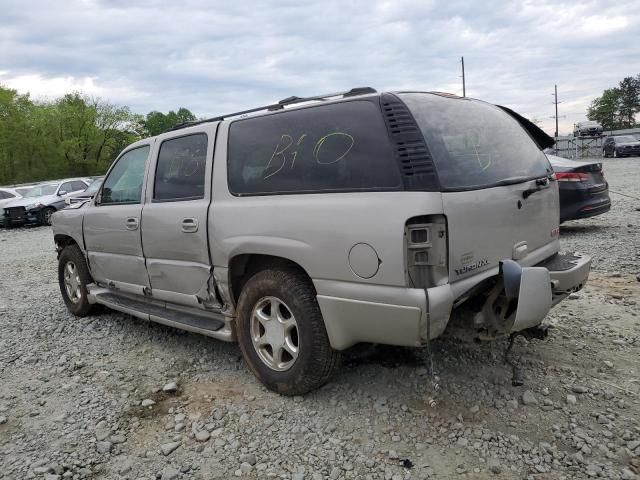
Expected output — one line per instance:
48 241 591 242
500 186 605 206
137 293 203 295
0 184 40 227
547 155 610 223
602 135 640 157
573 121 603 137
65 177 104 206
52 88 591 395
3 178 90 227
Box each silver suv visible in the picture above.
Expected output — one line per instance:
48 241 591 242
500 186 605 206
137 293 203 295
52 88 591 395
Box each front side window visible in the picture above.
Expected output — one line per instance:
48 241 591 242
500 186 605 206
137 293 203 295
400 93 551 190
100 145 150 205
71 181 88 191
59 182 74 195
153 133 208 201
227 100 401 195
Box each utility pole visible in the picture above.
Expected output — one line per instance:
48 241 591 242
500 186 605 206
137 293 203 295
461 56 466 97
552 84 560 137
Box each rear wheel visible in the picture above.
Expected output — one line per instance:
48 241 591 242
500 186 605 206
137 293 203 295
236 268 340 395
58 244 95 316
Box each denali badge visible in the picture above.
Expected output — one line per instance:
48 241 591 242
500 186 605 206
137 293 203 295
455 258 489 276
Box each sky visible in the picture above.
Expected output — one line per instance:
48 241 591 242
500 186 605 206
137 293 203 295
1 0 639 136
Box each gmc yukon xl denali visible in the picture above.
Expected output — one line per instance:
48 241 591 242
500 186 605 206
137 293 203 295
52 88 591 395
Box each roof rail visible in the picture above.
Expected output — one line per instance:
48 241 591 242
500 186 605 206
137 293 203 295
165 87 377 132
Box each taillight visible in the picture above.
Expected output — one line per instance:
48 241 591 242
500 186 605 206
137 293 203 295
555 172 588 182
405 215 448 288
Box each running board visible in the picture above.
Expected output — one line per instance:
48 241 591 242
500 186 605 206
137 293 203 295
89 288 235 342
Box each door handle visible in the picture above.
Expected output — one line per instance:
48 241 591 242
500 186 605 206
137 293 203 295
125 217 139 231
181 218 199 233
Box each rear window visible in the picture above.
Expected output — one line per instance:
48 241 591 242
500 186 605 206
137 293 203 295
227 100 402 195
399 93 551 190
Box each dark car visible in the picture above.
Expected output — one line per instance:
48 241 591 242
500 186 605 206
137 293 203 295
547 155 610 223
603 135 640 158
573 121 603 138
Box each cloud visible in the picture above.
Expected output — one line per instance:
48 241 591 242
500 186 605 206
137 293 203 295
0 0 638 135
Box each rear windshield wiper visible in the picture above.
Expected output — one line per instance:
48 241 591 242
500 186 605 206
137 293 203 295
493 176 534 187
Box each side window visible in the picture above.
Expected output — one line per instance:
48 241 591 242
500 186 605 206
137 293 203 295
227 100 402 195
0 191 14 199
59 182 74 195
153 133 208 201
71 181 87 191
101 145 150 205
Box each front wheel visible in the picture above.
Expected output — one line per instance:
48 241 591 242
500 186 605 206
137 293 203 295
58 244 95 316
41 207 55 226
236 268 340 395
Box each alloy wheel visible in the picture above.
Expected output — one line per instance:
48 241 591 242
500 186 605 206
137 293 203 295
250 296 300 371
63 261 82 304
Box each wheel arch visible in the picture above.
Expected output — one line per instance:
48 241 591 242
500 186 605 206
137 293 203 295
54 233 84 257
228 253 314 306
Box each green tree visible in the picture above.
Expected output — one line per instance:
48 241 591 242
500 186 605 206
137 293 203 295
142 108 196 136
587 88 622 131
587 74 640 130
618 76 640 128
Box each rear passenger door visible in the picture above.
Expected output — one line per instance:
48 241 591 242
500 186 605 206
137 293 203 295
141 125 218 308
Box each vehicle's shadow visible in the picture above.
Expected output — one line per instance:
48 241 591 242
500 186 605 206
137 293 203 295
560 224 608 235
342 343 425 369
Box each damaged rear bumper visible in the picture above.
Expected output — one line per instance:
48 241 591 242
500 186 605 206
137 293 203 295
314 252 591 350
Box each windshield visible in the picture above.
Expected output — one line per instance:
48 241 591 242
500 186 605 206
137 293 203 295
24 184 58 197
399 93 551 190
15 187 33 196
615 136 638 143
85 179 103 194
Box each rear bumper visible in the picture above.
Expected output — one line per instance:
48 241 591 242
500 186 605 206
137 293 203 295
314 252 591 350
559 187 610 223
537 252 591 304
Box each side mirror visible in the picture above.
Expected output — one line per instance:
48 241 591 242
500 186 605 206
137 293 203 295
58 190 67 196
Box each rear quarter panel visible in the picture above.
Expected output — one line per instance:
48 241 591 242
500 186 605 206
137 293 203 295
210 123 443 288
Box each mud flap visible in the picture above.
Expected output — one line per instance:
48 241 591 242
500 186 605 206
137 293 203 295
511 267 552 332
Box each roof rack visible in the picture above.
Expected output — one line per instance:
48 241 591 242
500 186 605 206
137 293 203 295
165 87 377 132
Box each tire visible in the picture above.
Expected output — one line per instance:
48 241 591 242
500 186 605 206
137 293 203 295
41 207 55 226
58 244 95 316
236 268 340 395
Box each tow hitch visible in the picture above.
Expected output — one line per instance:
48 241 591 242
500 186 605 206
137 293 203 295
504 326 549 386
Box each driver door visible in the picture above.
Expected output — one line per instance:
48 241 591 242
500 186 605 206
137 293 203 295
84 142 153 296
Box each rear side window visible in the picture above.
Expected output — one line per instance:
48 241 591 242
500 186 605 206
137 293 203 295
399 93 551 190
227 100 401 195
0 191 15 199
154 133 208 201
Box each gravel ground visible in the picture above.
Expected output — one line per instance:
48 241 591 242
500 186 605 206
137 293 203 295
0 157 639 480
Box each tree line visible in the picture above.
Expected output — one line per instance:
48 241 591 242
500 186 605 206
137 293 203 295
0 85 196 185
587 74 640 130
